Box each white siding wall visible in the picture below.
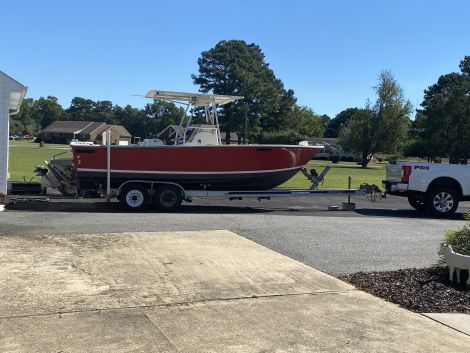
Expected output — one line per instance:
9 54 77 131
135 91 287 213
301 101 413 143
0 80 8 196
0 73 26 200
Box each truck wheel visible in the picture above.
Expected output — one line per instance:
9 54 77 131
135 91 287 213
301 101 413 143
119 184 149 211
426 187 459 216
407 195 426 211
154 185 183 212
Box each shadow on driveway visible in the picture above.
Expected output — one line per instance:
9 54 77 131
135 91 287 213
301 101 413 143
5 199 273 215
5 196 469 220
355 208 467 220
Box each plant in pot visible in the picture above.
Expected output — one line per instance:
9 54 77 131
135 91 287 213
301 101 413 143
439 213 470 285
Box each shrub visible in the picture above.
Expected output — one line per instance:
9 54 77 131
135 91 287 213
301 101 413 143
258 130 307 145
443 213 470 255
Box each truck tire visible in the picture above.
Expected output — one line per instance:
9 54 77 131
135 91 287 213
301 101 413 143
426 187 459 216
330 155 340 164
153 185 183 212
407 195 426 211
119 184 149 211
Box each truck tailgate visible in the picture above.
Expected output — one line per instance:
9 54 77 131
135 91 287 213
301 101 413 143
386 163 402 183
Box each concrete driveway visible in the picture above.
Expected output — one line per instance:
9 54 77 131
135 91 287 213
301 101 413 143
1 230 468 352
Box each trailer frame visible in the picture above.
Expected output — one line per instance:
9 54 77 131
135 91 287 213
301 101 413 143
112 167 367 211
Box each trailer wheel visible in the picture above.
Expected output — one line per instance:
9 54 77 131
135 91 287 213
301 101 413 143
426 187 459 216
407 194 426 211
119 184 149 211
153 185 183 212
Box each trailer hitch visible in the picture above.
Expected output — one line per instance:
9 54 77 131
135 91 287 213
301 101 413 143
359 183 385 202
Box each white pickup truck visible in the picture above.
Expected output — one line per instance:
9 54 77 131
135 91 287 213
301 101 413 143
383 161 470 216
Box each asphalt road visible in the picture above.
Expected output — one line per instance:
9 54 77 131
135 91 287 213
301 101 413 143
2 194 469 275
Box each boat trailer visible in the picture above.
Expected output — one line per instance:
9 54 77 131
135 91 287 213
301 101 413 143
108 165 376 211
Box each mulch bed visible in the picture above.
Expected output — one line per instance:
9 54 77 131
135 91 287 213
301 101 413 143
339 267 470 313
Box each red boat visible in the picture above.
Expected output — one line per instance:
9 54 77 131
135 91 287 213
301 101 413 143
71 91 320 191
72 143 319 191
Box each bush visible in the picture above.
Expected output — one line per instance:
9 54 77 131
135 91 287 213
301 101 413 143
443 213 470 255
258 130 307 145
386 154 403 161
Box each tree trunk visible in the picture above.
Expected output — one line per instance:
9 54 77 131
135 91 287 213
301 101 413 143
361 150 369 168
224 127 231 145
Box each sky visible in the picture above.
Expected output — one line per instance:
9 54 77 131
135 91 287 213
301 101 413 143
2 0 469 118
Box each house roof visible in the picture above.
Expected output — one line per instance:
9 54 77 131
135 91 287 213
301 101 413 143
110 125 132 137
79 122 107 135
42 121 95 134
42 121 131 137
0 71 28 113
0 70 25 88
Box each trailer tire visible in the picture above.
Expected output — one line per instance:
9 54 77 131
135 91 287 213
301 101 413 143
119 184 149 211
153 185 183 212
407 194 427 211
426 187 459 216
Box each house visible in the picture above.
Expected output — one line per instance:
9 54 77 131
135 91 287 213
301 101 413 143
39 121 132 145
1 71 28 201
108 125 132 145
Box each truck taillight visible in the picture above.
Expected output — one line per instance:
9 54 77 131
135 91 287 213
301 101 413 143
401 165 412 183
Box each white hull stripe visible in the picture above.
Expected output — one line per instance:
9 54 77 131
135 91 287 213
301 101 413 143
76 166 302 175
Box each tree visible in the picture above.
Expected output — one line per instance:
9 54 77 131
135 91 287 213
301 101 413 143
144 99 186 136
319 114 331 134
66 97 96 121
32 96 67 129
192 40 296 143
339 71 412 167
10 98 38 135
406 111 438 161
325 108 359 138
338 108 373 165
416 56 470 163
112 105 148 138
288 105 324 137
93 100 115 124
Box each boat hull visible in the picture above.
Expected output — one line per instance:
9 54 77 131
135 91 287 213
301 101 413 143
72 145 320 191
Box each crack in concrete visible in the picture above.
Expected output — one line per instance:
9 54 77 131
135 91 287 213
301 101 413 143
0 289 356 320
141 311 182 352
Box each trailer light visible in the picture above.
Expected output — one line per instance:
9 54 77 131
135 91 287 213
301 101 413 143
401 165 412 183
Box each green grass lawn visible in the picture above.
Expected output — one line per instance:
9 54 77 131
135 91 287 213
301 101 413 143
280 160 386 189
8 141 385 188
8 141 71 182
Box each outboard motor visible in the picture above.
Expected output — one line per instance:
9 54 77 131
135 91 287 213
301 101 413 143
35 158 78 196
